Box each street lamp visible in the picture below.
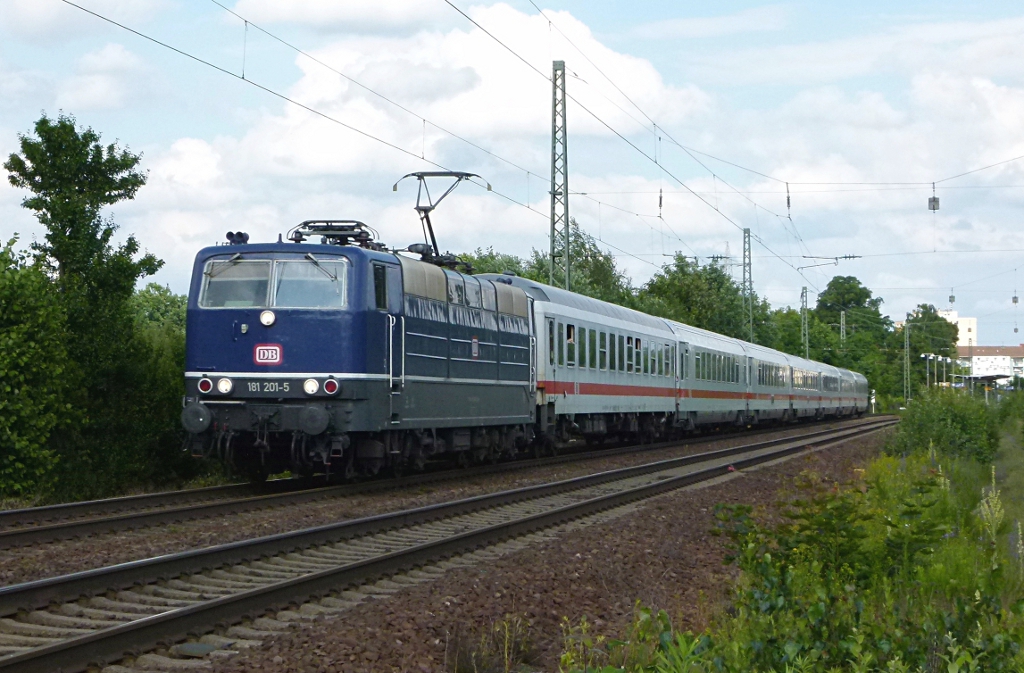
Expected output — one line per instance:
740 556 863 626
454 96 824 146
920 353 935 388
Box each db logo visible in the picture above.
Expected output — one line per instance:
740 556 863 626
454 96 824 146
254 344 282 365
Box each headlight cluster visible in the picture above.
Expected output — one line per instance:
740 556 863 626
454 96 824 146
303 378 340 396
197 377 234 395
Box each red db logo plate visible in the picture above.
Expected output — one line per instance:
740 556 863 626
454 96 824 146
254 344 282 365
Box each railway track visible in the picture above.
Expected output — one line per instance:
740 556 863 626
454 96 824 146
0 416 890 549
0 417 895 673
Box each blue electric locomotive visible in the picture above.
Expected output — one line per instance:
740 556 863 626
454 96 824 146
180 219 537 480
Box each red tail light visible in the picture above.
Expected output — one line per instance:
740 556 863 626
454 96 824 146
197 378 213 394
324 379 339 395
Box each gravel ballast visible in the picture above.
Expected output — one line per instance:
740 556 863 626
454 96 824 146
0 421 871 587
206 431 888 673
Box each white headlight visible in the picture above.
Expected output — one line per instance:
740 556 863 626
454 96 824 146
217 377 233 394
303 378 319 395
260 310 276 326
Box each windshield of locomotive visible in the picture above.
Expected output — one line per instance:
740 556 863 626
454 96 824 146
199 256 349 308
273 258 348 308
200 260 271 307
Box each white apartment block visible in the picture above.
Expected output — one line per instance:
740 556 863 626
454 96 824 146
938 309 978 348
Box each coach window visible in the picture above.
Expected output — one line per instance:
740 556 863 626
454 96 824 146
558 322 565 366
580 327 588 369
608 333 615 371
618 335 625 371
548 320 555 365
589 329 598 369
566 324 576 367
656 346 663 376
599 332 607 370
626 337 634 372
641 342 649 375
665 345 672 378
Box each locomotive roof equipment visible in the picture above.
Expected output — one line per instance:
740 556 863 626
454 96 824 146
393 171 491 271
286 220 386 250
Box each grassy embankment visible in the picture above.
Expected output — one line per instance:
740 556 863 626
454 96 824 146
549 392 1024 673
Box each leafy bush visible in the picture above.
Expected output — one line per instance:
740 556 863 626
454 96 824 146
889 390 1000 462
0 240 68 497
561 453 1024 672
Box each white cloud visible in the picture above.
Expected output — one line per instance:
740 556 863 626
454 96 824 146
230 0 453 33
6 3 1024 342
628 5 789 40
0 0 166 41
55 43 146 110
685 16 1024 86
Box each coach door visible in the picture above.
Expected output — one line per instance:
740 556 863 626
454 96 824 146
528 298 537 392
676 342 688 420
746 356 754 415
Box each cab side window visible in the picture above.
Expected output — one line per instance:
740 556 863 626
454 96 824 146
373 264 387 310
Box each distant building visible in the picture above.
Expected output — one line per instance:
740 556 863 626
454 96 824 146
957 344 1024 381
938 309 978 348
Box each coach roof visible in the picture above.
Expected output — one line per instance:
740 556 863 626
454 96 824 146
478 274 672 333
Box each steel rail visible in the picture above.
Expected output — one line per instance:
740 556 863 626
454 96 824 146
0 419 894 673
0 479 306 529
0 416 890 549
0 418 893 616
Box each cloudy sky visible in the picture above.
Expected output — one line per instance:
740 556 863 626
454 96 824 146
3 0 1024 345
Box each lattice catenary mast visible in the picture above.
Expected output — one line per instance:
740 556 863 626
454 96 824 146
549 60 570 290
800 287 809 359
742 228 753 343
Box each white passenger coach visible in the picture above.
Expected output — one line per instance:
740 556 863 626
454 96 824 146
481 274 869 443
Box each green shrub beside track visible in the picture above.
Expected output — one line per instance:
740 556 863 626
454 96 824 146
559 394 1024 672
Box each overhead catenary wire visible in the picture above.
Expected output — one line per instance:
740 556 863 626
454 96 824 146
62 0 685 270
522 0 813 260
210 0 708 267
528 1 1024 194
443 0 820 290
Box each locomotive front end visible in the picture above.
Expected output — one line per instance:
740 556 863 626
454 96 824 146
181 230 398 480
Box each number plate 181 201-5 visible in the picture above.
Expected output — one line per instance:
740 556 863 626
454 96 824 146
240 380 296 396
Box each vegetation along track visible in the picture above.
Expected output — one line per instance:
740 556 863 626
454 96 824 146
0 418 895 673
0 417 889 549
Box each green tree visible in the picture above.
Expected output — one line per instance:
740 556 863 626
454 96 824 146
0 240 69 498
769 306 840 363
132 282 186 334
460 247 527 276
815 275 886 336
634 254 773 342
4 113 185 499
523 218 633 304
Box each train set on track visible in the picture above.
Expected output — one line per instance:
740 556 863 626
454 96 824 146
181 173 869 480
